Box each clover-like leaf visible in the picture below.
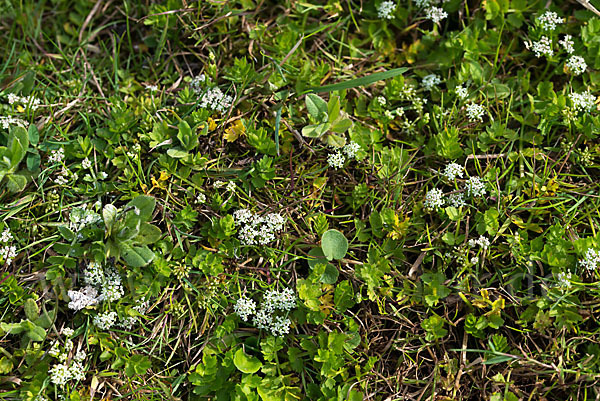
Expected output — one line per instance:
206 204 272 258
234 348 263 374
321 229 348 261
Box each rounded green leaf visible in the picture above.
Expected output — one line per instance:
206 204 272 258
234 348 262 374
321 229 348 261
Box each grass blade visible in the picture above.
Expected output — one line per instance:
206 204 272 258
303 67 409 94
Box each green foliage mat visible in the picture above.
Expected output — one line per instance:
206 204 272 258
1 0 600 400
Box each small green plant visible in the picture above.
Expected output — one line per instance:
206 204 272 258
301 94 352 147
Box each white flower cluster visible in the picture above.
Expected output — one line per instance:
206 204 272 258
447 192 466 207
422 74 441 91
54 167 78 185
466 102 485 122
7 93 41 110
424 188 445 209
93 310 118 330
196 192 207 204
536 11 564 31
557 271 572 289
468 235 490 250
327 141 361 170
442 162 463 180
327 152 345 169
67 286 99 311
68 261 124 313
377 1 396 19
566 55 587 76
0 116 29 129
425 7 447 24
0 228 17 265
569 91 597 113
233 209 285 246
190 74 232 113
580 248 600 271
559 34 574 54
528 36 554 58
145 84 158 92
190 74 207 92
465 176 486 197
47 331 87 386
234 297 256 321
199 87 233 114
235 288 295 337
455 85 468 100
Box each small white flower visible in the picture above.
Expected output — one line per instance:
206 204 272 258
536 11 564 31
93 311 118 330
145 84 158 92
62 327 74 337
468 235 490 250
234 297 256 322
422 74 441 91
425 7 448 24
377 1 396 19
199 87 233 114
376 96 387 106
225 181 236 192
530 36 554 58
566 55 587 76
442 162 463 180
67 286 99 311
49 363 71 386
343 141 361 159
465 176 486 197
0 228 13 243
327 152 345 169
569 91 597 113
455 85 468 100
7 93 19 104
447 192 466 208
214 180 226 189
557 271 572 288
196 192 206 204
49 148 65 164
470 256 479 265
580 248 600 271
559 34 574 54
466 103 485 122
81 158 92 169
0 116 29 129
424 188 444 209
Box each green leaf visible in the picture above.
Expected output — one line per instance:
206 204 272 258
177 120 197 151
25 323 46 342
305 67 408 94
120 244 155 267
327 95 341 121
0 356 13 374
325 133 346 148
5 173 27 192
301 122 329 138
28 124 39 145
320 263 339 284
330 118 352 134
135 223 162 245
233 348 263 374
305 93 328 122
126 195 156 221
321 229 348 260
167 148 189 158
103 204 118 234
24 298 39 321
334 280 355 313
